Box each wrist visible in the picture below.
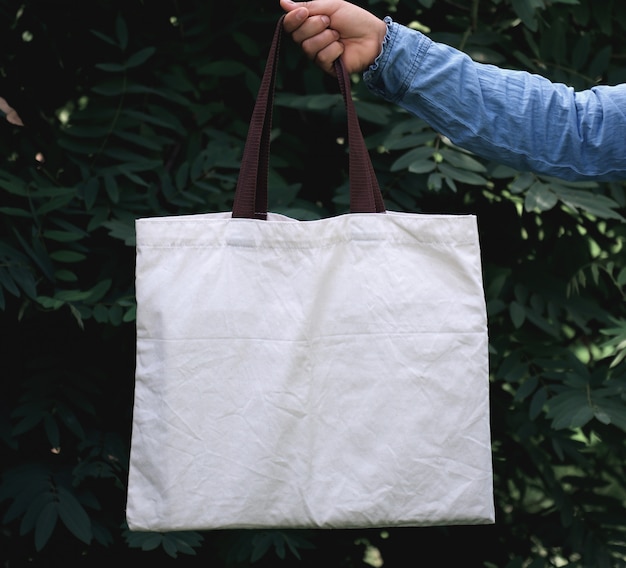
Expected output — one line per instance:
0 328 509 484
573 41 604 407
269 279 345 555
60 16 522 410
375 17 388 54
367 17 392 71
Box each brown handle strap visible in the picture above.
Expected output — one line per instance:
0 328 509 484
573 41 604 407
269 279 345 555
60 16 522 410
232 14 385 219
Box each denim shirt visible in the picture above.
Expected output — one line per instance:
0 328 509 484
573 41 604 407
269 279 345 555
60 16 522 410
364 18 626 181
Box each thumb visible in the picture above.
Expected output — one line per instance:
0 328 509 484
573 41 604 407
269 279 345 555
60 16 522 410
280 0 338 17
279 0 307 13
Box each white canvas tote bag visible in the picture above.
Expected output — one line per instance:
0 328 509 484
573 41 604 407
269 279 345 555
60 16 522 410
126 15 494 532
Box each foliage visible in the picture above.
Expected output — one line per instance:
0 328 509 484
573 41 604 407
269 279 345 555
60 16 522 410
1 0 625 566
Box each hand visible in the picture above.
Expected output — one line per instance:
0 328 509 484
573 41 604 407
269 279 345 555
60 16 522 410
280 0 387 76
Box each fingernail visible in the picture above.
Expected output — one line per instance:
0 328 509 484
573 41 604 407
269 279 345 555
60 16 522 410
295 8 306 21
321 15 330 25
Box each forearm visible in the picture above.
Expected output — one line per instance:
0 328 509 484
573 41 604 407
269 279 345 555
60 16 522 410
364 19 626 182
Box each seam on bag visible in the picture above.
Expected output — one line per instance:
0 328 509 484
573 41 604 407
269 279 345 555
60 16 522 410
138 239 480 250
137 330 488 341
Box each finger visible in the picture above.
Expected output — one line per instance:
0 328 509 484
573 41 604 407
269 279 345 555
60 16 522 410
291 16 333 45
299 27 340 57
313 41 345 76
281 0 338 18
282 7 309 33
279 0 302 12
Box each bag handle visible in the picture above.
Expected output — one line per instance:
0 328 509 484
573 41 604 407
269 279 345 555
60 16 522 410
232 14 386 219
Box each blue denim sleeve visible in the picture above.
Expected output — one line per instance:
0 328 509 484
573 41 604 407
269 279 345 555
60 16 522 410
364 19 626 181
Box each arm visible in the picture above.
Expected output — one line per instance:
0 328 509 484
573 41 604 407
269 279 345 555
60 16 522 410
366 20 626 182
281 0 626 181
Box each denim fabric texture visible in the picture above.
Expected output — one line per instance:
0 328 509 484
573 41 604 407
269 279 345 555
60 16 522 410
364 19 626 181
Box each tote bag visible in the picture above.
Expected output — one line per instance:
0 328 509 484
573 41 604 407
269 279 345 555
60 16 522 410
126 15 495 532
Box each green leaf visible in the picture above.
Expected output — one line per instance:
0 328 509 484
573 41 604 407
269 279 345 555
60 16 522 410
101 219 136 245
168 534 199 556
55 269 78 282
0 171 29 195
70 304 84 329
552 186 625 220
140 533 164 551
82 177 100 210
123 304 136 323
108 304 123 326
92 304 109 323
36 195 77 216
273 533 286 559
509 172 535 194
0 206 31 217
610 350 626 369
490 164 519 179
20 491 54 535
594 409 612 425
530 387 548 420
12 229 55 281
391 146 434 171
57 486 92 544
89 29 118 48
547 391 590 430
408 159 436 174
511 0 541 31
49 251 86 263
250 532 274 563
525 181 558 212
438 163 488 186
115 14 129 50
497 353 529 383
162 535 179 558
125 530 203 557
441 149 487 173
1 468 47 520
95 62 126 73
91 79 128 97
54 290 92 302
36 296 64 310
103 175 120 203
383 132 435 151
124 46 156 69
10 265 37 298
515 376 538 402
427 172 443 191
84 279 112 303
0 267 20 296
569 405 595 429
42 230 84 243
34 502 58 551
510 301 526 328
